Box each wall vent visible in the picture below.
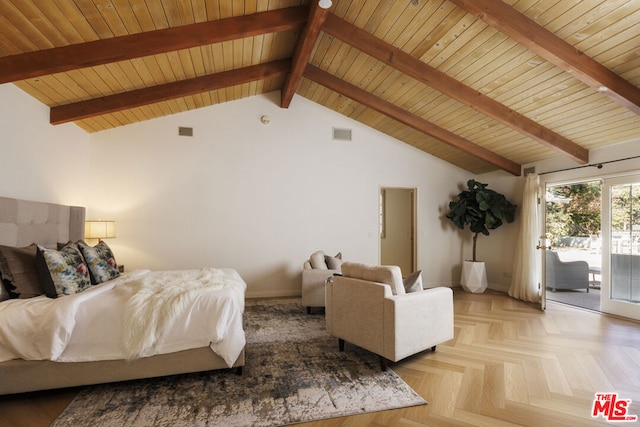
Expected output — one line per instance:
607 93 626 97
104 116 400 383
523 166 536 176
332 127 352 141
178 126 193 137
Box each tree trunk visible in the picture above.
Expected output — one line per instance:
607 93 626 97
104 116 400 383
472 232 479 262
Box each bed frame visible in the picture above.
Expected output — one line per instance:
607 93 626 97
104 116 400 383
0 196 244 395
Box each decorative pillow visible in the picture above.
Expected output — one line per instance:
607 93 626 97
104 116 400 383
36 244 91 298
325 252 343 271
78 240 120 284
403 270 423 293
0 244 43 299
57 241 75 250
309 250 328 270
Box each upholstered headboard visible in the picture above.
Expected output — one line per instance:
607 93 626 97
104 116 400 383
0 196 85 248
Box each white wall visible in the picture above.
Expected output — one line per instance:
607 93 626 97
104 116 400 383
4 80 637 297
481 139 640 292
87 92 470 297
472 171 524 292
0 84 90 206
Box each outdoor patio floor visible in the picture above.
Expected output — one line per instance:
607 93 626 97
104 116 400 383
546 286 601 311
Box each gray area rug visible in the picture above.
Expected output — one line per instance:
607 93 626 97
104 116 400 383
52 299 426 426
546 287 601 311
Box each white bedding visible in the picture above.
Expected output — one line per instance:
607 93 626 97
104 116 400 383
0 268 246 367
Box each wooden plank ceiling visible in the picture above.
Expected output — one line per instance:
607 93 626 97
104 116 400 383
1 0 639 175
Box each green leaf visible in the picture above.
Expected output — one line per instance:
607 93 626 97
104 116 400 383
445 179 517 257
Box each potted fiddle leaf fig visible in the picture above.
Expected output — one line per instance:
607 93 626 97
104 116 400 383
446 179 516 293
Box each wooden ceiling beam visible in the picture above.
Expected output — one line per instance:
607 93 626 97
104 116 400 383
304 65 522 176
323 14 589 165
280 2 329 108
50 60 291 125
448 0 640 116
0 6 307 85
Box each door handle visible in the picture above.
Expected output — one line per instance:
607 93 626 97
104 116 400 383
536 237 551 250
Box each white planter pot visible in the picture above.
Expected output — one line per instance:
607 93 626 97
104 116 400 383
461 261 488 293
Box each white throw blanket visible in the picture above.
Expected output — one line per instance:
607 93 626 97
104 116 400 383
115 268 246 360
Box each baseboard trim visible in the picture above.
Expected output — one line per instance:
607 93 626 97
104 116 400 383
246 289 301 299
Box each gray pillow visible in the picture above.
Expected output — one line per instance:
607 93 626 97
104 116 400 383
0 283 8 301
403 270 423 293
0 244 43 299
325 252 343 271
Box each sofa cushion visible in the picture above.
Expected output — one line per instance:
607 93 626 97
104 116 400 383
403 270 423 293
310 251 328 269
341 262 405 295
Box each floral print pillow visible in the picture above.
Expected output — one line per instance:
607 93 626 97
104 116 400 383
36 244 91 298
78 241 120 284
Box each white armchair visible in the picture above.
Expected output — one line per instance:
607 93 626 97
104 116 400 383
301 251 342 313
325 262 454 370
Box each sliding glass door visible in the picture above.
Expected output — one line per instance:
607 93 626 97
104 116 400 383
601 175 640 320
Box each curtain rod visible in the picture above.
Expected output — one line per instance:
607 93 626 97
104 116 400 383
538 155 640 176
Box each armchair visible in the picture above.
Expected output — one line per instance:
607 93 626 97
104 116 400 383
302 251 342 313
325 262 454 370
545 251 589 292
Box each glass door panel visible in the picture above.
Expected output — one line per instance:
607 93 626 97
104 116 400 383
602 175 640 320
610 182 640 302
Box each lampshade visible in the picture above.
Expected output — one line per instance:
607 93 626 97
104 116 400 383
318 0 332 9
85 220 116 240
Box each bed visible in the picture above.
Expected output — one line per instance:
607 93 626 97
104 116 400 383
0 196 245 395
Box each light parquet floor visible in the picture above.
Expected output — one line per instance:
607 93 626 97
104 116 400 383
1 289 639 427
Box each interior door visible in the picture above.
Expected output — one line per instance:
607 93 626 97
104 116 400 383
380 188 416 276
601 175 640 320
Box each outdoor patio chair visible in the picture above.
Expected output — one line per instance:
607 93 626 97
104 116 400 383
546 251 590 292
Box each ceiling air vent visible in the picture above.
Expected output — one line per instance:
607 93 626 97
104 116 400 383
332 127 352 141
178 126 193 137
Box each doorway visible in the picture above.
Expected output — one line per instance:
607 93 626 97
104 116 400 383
544 180 602 311
379 187 416 276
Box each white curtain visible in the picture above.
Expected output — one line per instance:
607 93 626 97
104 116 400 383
508 173 541 303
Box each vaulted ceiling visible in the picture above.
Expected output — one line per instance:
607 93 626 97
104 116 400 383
2 0 639 176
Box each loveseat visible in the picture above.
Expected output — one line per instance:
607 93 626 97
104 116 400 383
326 262 454 370
301 251 343 313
